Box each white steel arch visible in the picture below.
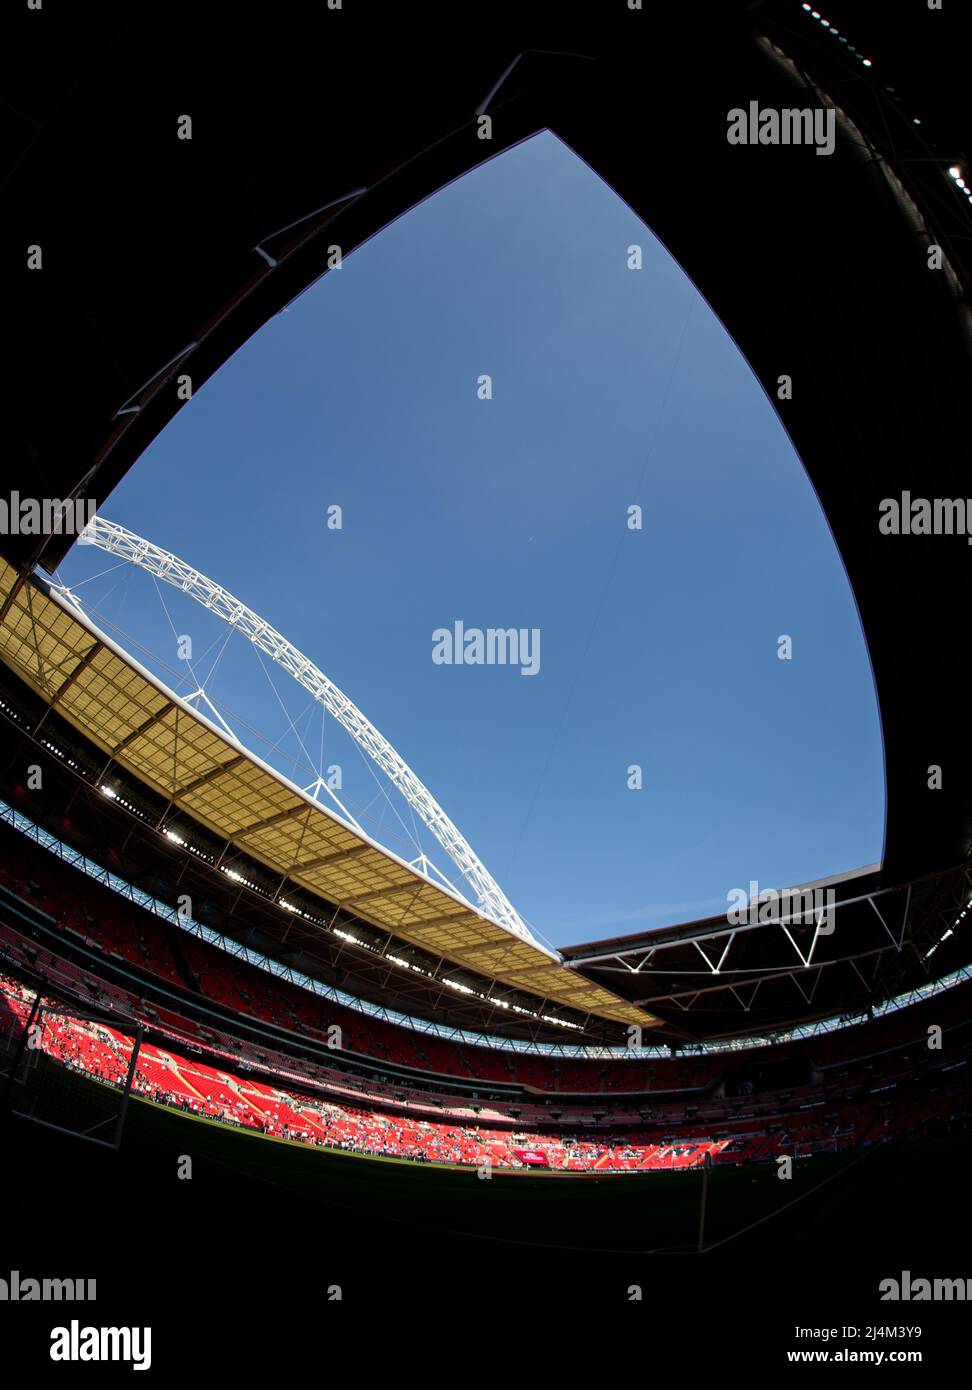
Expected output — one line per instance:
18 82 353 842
71 516 537 945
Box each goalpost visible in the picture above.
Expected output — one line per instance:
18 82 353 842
1 964 144 1151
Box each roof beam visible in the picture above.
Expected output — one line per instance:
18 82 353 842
393 909 474 932
177 752 248 796
111 697 175 755
236 802 312 837
51 640 102 704
32 639 102 735
293 843 372 873
343 881 422 906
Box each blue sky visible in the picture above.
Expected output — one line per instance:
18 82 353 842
59 131 885 951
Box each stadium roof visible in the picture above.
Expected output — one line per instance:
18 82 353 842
0 552 658 1032
3 0 971 1038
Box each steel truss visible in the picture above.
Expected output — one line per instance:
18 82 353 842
67 517 536 945
567 865 972 1016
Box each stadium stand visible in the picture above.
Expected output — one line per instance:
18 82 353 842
3 819 972 1175
4 967 970 1171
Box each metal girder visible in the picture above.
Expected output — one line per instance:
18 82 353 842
177 752 248 795
292 844 372 873
631 944 896 1008
601 864 972 1013
344 882 423 906
571 870 965 976
236 804 310 837
51 641 102 704
72 516 537 946
400 910 478 932
568 881 888 966
32 640 103 737
111 698 175 756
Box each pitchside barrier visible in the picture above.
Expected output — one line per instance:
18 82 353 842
0 956 142 1150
